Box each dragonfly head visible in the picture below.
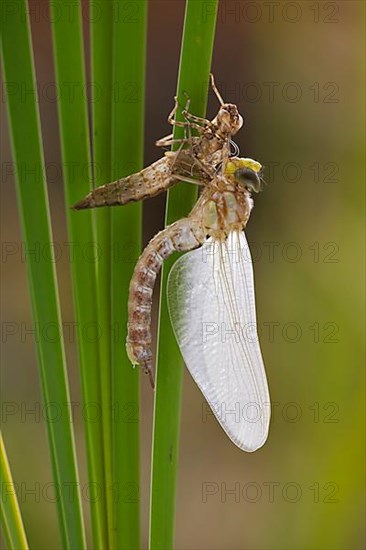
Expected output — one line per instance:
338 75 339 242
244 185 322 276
225 158 263 193
215 103 244 135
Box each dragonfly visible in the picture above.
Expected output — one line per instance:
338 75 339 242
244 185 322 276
73 76 271 452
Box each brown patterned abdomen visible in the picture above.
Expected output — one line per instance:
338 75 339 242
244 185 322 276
126 218 205 386
72 156 176 210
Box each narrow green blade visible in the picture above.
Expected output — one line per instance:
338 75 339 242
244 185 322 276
50 1 107 547
1 435 29 550
90 2 114 546
1 2 86 547
111 2 148 549
149 1 219 548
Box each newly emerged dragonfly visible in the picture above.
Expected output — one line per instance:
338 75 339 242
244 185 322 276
73 76 270 452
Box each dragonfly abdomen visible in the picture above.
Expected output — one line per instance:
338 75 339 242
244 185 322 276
126 218 205 386
72 156 176 210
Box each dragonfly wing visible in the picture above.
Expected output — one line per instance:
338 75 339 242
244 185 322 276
167 230 270 452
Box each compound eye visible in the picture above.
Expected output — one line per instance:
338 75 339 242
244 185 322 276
234 167 261 193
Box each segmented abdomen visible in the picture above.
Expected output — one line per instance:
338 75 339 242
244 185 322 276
72 156 176 210
126 218 205 385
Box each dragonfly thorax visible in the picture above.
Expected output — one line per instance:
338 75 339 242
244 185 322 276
201 188 252 237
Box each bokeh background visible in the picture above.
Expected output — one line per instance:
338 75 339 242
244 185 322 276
1 1 365 549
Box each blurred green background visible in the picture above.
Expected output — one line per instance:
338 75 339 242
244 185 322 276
1 1 365 549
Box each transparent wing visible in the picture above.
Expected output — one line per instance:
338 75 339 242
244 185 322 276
167 231 270 452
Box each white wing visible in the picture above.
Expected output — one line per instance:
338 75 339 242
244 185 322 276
167 230 270 452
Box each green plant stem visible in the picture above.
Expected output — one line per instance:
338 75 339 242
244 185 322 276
0 435 29 550
149 1 219 548
50 1 107 547
111 2 148 549
90 2 114 546
1 2 86 547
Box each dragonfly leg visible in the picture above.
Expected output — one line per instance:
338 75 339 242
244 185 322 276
181 92 212 128
178 93 210 132
126 217 205 386
167 96 192 129
167 95 208 133
182 109 214 130
210 73 225 105
155 134 192 148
